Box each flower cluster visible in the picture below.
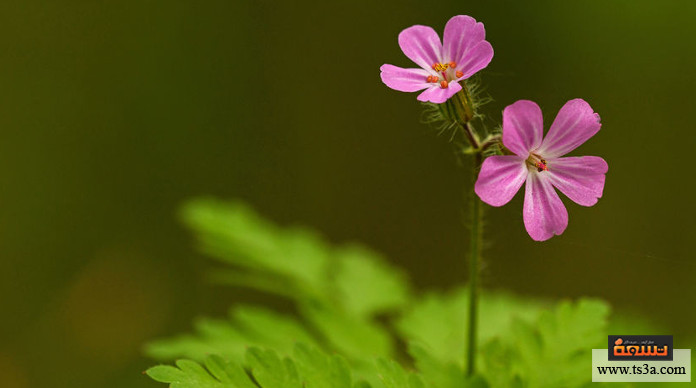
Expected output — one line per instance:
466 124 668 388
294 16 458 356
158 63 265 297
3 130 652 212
380 16 607 241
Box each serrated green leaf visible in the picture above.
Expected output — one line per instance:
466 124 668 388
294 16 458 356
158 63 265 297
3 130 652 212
146 198 666 388
246 347 302 388
176 359 212 378
292 343 353 388
147 357 255 388
333 245 409 317
146 365 187 383
478 291 547 343
204 355 257 388
478 337 516 388
397 290 469 364
408 342 467 388
146 306 320 362
479 298 610 388
230 305 318 351
302 303 393 359
148 346 378 388
374 358 425 388
149 199 409 366
398 288 547 365
180 199 329 299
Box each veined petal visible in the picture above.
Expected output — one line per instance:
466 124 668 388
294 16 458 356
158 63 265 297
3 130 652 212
538 99 601 158
443 15 487 68
474 155 527 206
457 41 494 79
416 82 462 103
547 156 608 206
398 25 443 71
502 100 544 158
380 64 431 92
523 172 568 241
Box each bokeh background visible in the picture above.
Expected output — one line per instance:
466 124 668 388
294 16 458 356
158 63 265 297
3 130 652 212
1 1 694 386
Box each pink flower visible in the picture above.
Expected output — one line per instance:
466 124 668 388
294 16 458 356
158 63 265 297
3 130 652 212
474 99 608 241
380 15 494 103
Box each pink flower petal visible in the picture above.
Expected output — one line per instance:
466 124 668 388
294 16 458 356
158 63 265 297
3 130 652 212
443 16 483 58
380 64 432 92
457 41 494 79
416 82 462 103
443 16 493 80
537 98 601 158
398 25 443 71
523 172 568 241
443 16 488 69
474 155 527 206
502 100 544 158
547 156 608 206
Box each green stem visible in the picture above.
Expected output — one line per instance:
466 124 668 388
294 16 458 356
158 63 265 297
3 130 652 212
466 149 483 377
448 90 484 377
460 119 480 150
455 85 478 149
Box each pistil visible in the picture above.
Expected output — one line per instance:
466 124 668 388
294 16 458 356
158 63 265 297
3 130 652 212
526 153 548 172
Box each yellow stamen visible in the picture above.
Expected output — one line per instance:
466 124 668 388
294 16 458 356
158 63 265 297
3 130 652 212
432 62 449 72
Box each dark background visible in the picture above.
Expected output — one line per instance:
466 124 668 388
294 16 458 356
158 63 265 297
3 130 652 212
1 1 694 386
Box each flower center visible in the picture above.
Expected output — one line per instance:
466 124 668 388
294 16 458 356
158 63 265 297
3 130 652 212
526 153 548 172
426 62 465 88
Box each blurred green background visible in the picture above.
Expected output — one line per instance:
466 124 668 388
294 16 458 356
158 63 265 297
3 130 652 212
1 0 694 386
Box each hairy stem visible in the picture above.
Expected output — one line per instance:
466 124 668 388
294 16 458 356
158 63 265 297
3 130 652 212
479 134 502 153
456 87 479 149
447 92 484 377
466 148 483 376
460 120 480 149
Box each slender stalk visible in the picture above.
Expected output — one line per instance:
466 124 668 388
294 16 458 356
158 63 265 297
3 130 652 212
466 143 483 377
453 87 479 149
460 119 480 149
480 135 502 153
449 90 485 376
